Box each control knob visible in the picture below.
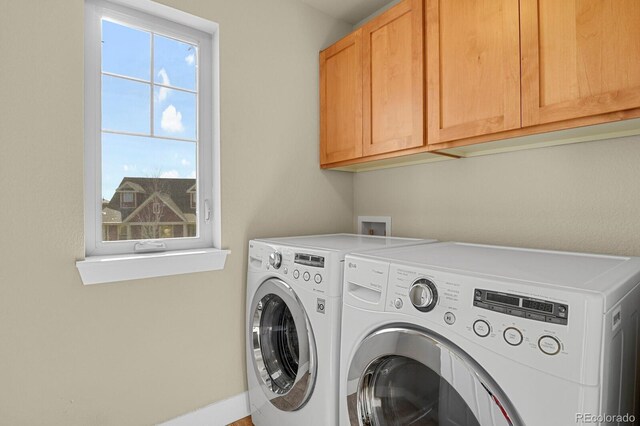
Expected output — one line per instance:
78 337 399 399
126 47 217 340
268 252 282 269
409 278 438 312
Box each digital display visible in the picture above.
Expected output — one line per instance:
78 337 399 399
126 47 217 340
294 253 325 268
486 292 520 306
522 299 553 313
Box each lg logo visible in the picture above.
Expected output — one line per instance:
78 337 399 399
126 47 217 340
348 262 357 269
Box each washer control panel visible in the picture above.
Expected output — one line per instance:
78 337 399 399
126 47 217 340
474 288 569 325
294 253 325 268
290 253 325 288
250 242 331 294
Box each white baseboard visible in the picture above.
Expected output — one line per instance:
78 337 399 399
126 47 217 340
159 391 250 426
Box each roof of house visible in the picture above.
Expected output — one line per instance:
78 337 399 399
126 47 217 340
116 181 146 193
104 177 196 223
102 207 122 223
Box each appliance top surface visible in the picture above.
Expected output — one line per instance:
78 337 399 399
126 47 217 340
254 233 432 253
352 242 640 293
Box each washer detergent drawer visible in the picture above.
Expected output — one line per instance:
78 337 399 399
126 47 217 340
344 256 389 310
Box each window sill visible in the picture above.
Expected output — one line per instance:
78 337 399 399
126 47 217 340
76 248 230 285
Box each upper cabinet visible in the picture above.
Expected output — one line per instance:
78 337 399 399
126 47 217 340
320 0 430 168
362 0 425 156
520 0 640 127
319 0 640 170
320 30 363 165
426 0 521 144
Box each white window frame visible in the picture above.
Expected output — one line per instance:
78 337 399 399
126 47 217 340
78 0 226 285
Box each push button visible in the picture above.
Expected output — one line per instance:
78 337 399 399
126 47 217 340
507 308 525 317
444 312 456 325
526 312 546 322
503 327 523 346
394 298 403 309
303 271 310 281
293 270 300 279
314 274 322 284
473 320 490 337
538 335 561 355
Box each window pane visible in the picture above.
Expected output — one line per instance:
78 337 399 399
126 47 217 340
154 87 196 140
102 75 150 134
101 133 197 241
154 34 196 90
102 20 151 81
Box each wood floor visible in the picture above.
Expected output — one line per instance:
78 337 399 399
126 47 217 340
227 415 253 426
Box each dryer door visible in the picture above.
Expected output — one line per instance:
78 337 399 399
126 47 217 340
347 326 522 426
250 278 317 411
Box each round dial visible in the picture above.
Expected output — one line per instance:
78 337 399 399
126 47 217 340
409 278 438 312
268 252 282 269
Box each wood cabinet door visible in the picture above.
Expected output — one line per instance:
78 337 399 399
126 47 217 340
426 0 521 144
320 30 363 165
362 0 424 157
521 0 640 126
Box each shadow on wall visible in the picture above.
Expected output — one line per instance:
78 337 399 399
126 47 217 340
353 136 640 257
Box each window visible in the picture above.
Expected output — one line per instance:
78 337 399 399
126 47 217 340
120 191 136 208
79 0 226 284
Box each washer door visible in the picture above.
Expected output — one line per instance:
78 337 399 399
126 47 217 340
347 326 522 426
250 278 317 411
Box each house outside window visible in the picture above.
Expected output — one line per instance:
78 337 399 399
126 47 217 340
100 177 197 242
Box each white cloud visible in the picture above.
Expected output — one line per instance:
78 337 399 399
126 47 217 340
160 105 184 133
188 170 196 178
123 164 136 172
185 53 195 65
157 68 171 102
181 158 190 166
160 170 180 178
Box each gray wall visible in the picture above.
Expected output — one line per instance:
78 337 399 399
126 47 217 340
355 136 640 256
0 0 353 424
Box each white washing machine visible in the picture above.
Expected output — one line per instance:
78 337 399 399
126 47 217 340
246 234 435 426
340 242 640 426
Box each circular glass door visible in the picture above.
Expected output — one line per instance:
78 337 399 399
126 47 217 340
251 278 316 411
347 327 521 426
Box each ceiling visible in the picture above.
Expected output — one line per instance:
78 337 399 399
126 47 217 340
298 0 396 25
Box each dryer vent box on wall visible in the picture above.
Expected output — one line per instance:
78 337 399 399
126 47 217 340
358 216 391 236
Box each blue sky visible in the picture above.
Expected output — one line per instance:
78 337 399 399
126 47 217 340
101 19 197 200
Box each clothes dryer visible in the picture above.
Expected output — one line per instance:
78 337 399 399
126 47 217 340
340 242 640 426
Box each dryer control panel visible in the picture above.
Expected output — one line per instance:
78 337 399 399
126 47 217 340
473 289 569 325
380 263 602 386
